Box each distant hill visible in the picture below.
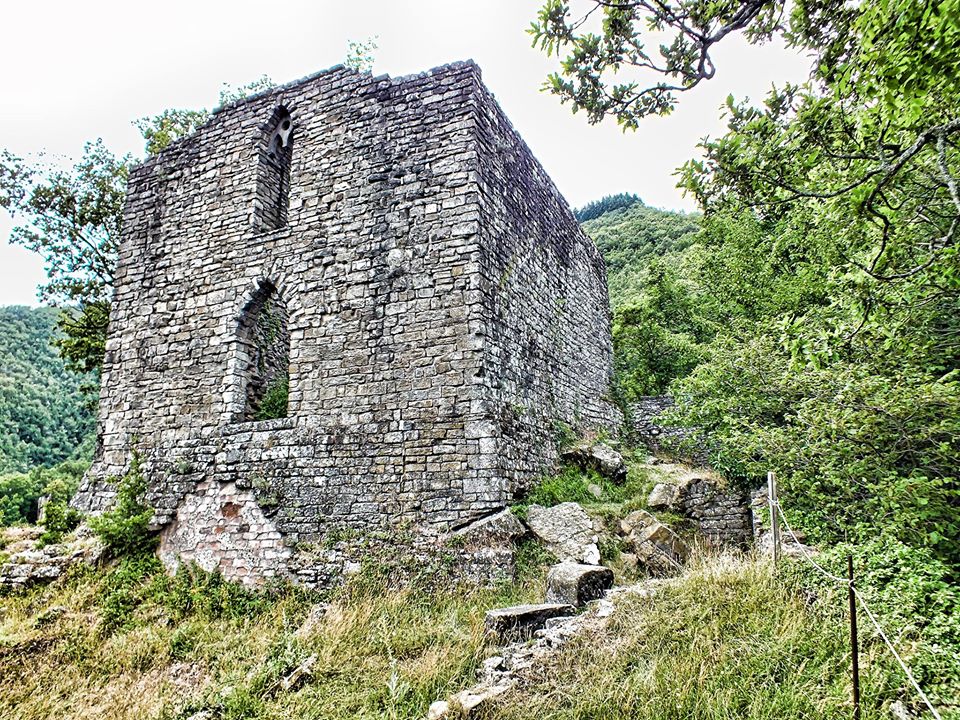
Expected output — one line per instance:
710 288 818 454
0 306 95 473
579 198 700 307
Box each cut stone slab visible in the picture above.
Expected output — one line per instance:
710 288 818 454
526 502 600 564
545 562 614 607
621 510 689 576
484 603 574 641
561 442 627 483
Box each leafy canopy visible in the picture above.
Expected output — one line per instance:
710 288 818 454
551 1 960 572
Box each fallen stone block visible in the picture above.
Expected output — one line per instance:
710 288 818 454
526 502 600 564
447 509 525 548
621 510 688 576
647 482 679 510
561 442 627 484
545 561 614 607
484 603 574 641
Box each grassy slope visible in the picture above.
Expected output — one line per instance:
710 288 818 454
0 556 544 720
0 454 924 720
0 551 912 720
484 556 902 720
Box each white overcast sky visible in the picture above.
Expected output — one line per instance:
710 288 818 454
0 0 811 306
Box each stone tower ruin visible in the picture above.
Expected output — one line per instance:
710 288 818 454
74 61 620 585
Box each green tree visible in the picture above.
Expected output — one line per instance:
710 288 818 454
545 1 960 570
134 108 210 156
0 459 87 526
135 76 277 157
0 142 126 375
1 75 279 377
0 306 95 472
530 0 783 128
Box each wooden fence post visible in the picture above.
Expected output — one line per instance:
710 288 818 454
848 555 861 720
767 471 781 568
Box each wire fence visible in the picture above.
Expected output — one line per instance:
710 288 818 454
768 477 944 720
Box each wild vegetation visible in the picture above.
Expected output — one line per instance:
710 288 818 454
3 452 954 718
0 1 957 716
543 0 959 573
0 532 546 720
0 306 93 477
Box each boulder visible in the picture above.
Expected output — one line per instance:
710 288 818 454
621 510 688 576
484 603 574 641
525 502 600 565
448 509 525 549
545 562 614 607
561 442 627 484
647 482 679 510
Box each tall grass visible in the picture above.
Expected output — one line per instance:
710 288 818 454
481 555 907 720
0 558 543 720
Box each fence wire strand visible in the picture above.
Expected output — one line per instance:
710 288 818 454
773 502 847 584
771 494 944 720
852 588 943 720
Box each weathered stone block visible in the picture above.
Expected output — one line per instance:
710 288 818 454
545 561 614 607
561 442 627 483
526 502 600 565
621 510 689 576
484 603 574 641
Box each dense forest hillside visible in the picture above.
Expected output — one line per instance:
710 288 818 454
579 197 708 401
579 197 699 308
0 306 94 474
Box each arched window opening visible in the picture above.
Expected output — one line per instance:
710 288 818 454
256 108 293 231
238 280 290 421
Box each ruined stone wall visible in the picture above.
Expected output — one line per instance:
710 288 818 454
75 61 618 586
471 80 621 495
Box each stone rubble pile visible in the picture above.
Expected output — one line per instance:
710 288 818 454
544 562 614 607
0 525 104 589
429 579 662 719
619 509 689 576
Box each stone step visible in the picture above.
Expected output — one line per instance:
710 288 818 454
545 561 614 607
484 603 574 641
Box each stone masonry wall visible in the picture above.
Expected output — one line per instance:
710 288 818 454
471 79 621 496
74 61 618 586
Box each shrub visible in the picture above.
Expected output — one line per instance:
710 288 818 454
514 462 649 518
782 536 960 712
97 553 163 633
38 501 82 546
152 562 274 621
256 373 288 421
89 450 157 557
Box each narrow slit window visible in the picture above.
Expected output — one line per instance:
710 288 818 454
256 109 293 231
238 280 290 421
